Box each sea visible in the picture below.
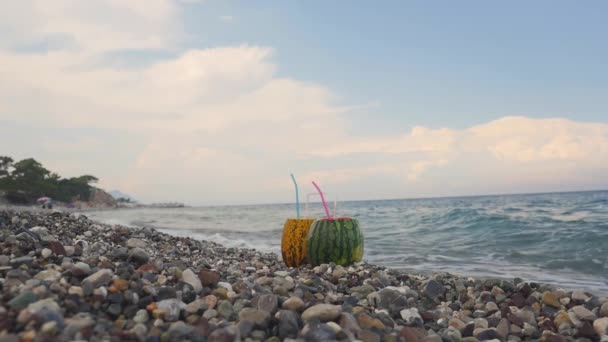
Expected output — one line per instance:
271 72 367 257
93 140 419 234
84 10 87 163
85 190 608 294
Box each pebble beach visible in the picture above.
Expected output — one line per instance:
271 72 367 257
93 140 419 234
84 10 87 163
1 209 608 342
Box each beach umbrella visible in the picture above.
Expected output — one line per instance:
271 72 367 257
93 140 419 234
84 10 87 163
37 196 50 202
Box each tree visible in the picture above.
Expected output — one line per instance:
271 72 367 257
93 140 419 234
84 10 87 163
0 156 14 195
5 158 52 203
0 156 13 178
72 175 99 185
0 156 99 204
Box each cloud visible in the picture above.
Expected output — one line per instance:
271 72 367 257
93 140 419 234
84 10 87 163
0 0 179 53
0 0 354 203
305 116 608 190
219 15 235 23
1 1 607 204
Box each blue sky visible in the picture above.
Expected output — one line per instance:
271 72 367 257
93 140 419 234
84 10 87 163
1 1 607 205
180 0 608 129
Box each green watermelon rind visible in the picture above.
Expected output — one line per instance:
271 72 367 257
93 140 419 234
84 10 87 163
305 218 364 266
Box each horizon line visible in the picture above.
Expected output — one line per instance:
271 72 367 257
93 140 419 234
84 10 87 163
187 187 608 208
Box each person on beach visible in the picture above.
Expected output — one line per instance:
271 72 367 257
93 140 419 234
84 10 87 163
39 197 53 209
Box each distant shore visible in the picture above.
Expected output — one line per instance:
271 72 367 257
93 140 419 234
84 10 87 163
1 208 607 341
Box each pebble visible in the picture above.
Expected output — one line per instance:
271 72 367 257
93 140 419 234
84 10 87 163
277 310 300 339
218 300 234 319
41 248 52 258
199 269 220 287
572 290 590 302
340 312 361 335
64 245 75 256
168 321 193 338
34 269 62 282
496 318 509 338
239 308 270 328
47 241 66 255
134 309 149 323
543 292 561 308
1 209 606 341
449 318 467 331
594 317 608 337
83 269 113 288
41 321 58 335
572 305 596 321
8 291 38 310
128 247 149 264
282 296 305 311
424 279 445 299
10 256 33 267
157 299 186 322
253 294 278 314
305 323 337 341
72 262 91 276
302 304 342 322
0 255 9 266
127 238 147 249
182 268 203 293
68 286 84 297
602 302 608 317
217 281 233 292
357 312 385 330
28 298 61 314
401 308 423 325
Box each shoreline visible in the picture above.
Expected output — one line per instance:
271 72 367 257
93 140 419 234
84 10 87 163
1 209 607 341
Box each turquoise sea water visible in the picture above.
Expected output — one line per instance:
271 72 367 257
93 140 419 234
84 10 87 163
86 191 608 294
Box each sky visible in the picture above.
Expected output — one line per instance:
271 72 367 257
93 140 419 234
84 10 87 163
1 0 607 205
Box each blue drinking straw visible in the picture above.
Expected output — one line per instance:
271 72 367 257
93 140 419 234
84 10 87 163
290 173 300 218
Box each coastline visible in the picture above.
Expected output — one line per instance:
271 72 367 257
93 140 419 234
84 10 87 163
1 209 607 341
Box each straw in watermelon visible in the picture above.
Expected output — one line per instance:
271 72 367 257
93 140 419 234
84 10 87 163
312 181 332 220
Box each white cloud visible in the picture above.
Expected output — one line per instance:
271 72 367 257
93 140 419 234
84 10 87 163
219 15 235 23
0 0 353 203
1 1 607 204
0 0 179 53
304 116 608 191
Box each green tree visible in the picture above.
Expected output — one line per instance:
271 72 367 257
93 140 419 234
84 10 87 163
0 156 14 194
0 156 13 178
7 158 52 203
0 156 99 204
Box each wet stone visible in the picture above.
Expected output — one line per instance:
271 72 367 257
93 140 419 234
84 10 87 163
282 296 305 311
239 308 270 328
302 304 342 322
8 291 38 310
238 320 255 338
111 247 129 260
10 256 33 267
199 269 220 287
278 310 300 339
182 268 203 293
305 323 337 341
47 241 66 256
217 300 234 320
424 279 445 299
253 293 278 314
128 247 149 265
571 305 596 321
83 269 113 288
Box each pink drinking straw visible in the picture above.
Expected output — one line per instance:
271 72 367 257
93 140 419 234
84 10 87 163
312 181 332 220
